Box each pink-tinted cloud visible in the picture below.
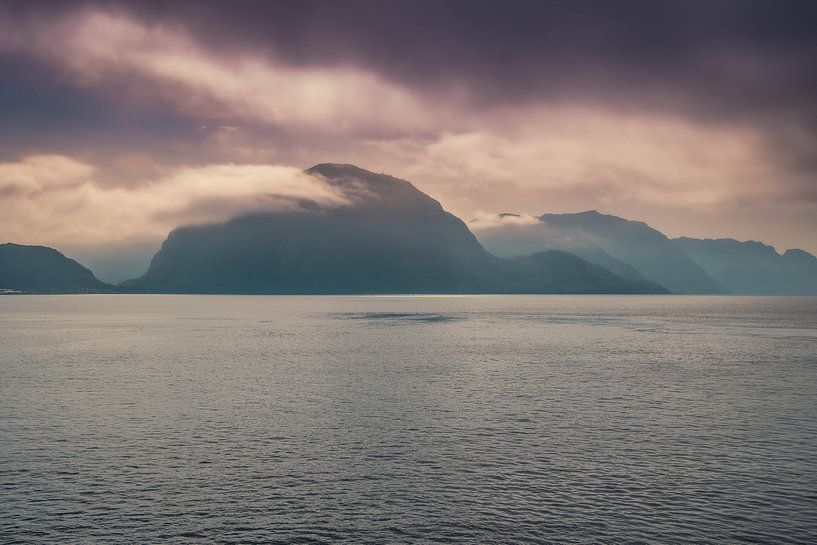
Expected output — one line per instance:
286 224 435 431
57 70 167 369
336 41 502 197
0 155 347 245
365 106 810 215
1 7 815 254
0 10 439 135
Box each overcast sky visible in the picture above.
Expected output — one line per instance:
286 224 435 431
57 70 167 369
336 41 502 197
1 0 816 253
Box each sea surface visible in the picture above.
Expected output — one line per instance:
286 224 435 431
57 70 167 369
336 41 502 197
1 295 816 544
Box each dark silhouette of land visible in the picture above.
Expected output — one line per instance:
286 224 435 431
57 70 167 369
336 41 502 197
675 237 817 295
0 243 111 293
2 165 816 295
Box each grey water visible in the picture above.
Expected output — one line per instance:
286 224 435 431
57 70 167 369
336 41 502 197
1 295 816 545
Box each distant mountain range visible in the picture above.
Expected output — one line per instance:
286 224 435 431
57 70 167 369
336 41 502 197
478 210 817 295
2 164 816 295
674 237 817 295
480 211 727 294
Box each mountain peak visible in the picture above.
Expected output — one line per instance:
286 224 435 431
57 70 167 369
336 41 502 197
783 248 816 259
782 248 817 268
542 210 626 223
540 210 657 236
306 163 403 185
307 163 372 178
675 237 780 256
306 163 442 212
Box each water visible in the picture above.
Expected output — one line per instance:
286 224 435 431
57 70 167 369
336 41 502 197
1 295 816 544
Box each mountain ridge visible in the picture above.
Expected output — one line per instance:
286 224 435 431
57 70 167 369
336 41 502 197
477 210 728 294
674 236 817 294
5 166 815 295
122 165 666 294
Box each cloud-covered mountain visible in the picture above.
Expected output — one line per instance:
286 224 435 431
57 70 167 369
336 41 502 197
674 238 817 295
475 214 667 292
0 243 111 293
123 165 664 294
475 211 728 294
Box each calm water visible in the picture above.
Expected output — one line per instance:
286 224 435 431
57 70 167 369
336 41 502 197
1 295 816 544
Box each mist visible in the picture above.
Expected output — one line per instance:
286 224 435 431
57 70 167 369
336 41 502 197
0 155 349 247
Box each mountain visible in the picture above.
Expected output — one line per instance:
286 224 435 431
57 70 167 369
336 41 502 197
674 237 817 295
534 211 729 294
0 243 112 293
783 248 817 269
502 250 667 294
124 164 665 294
475 211 725 294
476 216 668 293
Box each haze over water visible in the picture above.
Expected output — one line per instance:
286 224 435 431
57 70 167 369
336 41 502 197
2 295 816 544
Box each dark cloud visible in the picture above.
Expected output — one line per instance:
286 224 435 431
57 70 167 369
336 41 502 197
0 0 816 252
88 0 817 113
5 1 816 141
126 0 817 198
0 51 201 167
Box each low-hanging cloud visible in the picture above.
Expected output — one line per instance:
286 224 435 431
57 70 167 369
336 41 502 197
467 212 598 259
0 154 348 246
468 212 541 231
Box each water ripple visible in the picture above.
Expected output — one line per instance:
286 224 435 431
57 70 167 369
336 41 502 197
1 295 816 544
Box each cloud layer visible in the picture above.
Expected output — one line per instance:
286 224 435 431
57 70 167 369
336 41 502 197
1 2 816 253
0 155 347 245
1 9 437 135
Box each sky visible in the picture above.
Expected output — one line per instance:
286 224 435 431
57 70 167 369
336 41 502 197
1 0 817 265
